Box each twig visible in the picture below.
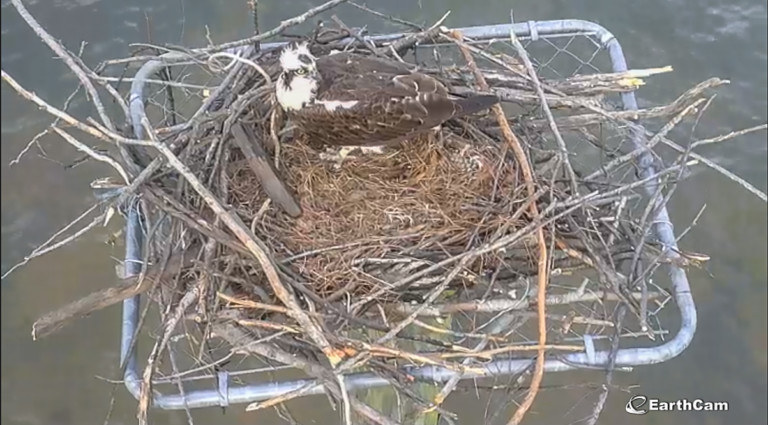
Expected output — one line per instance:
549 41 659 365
1 70 153 146
633 133 699 334
331 15 378 55
507 26 577 194
392 289 661 316
2 204 105 280
585 305 627 425
138 273 206 418
376 259 468 344
30 246 196 339
10 0 113 131
438 66 673 97
9 0 143 174
675 204 707 243
583 98 706 182
51 127 131 183
166 346 195 425
207 51 272 84
518 67 763 203
348 2 423 30
437 343 584 360
141 118 341 367
195 0 350 54
450 29 549 425
250 0 261 52
411 320 504 341
213 315 400 425
217 292 295 315
351 340 485 374
660 132 767 202
519 77 726 131
377 13 448 57
690 123 767 148
92 75 213 90
9 81 83 166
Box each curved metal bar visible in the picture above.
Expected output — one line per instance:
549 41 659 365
122 19 697 410
121 204 143 401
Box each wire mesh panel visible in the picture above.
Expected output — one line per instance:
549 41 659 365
122 19 696 418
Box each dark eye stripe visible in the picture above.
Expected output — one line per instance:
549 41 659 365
298 54 313 65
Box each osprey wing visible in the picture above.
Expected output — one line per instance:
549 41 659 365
296 79 460 147
297 54 498 147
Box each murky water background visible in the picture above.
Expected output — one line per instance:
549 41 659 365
2 1 766 424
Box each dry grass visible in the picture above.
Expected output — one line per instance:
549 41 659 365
227 131 523 298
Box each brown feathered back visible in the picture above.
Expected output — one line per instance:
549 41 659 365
288 52 499 147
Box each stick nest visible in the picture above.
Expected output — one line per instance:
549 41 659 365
128 36 688 417
15 7 746 422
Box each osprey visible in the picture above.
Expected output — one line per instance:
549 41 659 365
274 41 499 162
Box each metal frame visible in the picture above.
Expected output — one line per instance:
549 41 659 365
123 19 697 410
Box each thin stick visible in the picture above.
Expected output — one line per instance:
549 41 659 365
450 29 549 425
9 80 83 166
348 1 423 30
141 119 341 367
447 32 757 207
507 27 577 194
51 127 131 183
583 98 706 182
376 259 468 344
2 204 105 280
1 70 153 146
661 133 767 202
216 292 294 315
207 51 272 84
92 75 213 90
9 0 143 174
437 344 584 359
10 0 114 131
585 305 627 425
214 316 398 425
392 289 661 316
196 0 350 54
250 0 261 52
690 123 767 148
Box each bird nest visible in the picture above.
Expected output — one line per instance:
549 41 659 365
117 39 697 420
15 6 744 424
227 132 522 299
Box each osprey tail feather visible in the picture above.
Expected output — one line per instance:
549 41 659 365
453 94 499 117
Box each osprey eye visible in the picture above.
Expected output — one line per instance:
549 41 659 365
296 68 307 75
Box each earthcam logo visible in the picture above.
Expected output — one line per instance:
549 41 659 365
625 395 650 415
626 395 729 415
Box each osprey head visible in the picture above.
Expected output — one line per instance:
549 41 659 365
276 41 319 111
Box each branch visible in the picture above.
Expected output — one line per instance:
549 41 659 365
449 29 549 425
1 70 152 146
391 289 663 316
32 246 198 339
51 127 131 184
195 0 350 53
9 0 142 174
141 118 341 367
